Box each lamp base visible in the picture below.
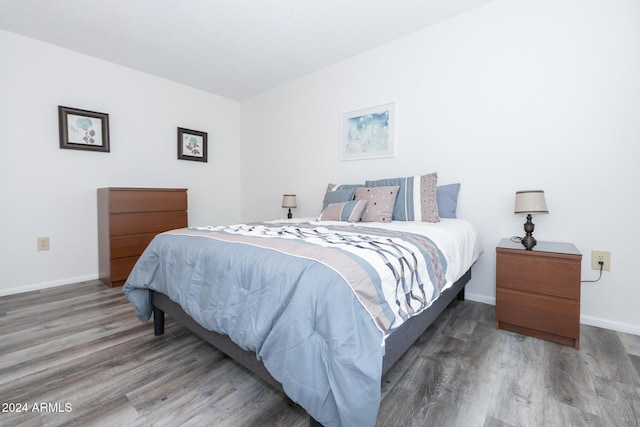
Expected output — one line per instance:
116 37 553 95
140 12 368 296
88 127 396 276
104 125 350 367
521 234 537 250
522 213 536 250
287 208 292 219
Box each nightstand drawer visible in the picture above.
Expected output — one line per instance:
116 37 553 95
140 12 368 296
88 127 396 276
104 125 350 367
496 251 580 299
496 288 580 339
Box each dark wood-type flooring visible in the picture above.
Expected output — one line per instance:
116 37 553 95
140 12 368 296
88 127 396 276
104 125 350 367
1 280 638 426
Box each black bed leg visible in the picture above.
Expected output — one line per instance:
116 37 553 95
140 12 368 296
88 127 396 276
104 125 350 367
154 306 165 336
456 288 465 301
309 415 323 427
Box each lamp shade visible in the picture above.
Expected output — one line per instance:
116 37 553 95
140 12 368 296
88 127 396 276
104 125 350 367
514 190 548 214
282 194 297 208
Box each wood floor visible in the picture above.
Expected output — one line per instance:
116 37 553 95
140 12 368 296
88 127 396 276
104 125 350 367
1 280 638 427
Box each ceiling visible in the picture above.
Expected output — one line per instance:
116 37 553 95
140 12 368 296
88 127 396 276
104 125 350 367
0 0 493 100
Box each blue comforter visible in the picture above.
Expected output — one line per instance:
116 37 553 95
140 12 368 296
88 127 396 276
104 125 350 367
123 223 447 426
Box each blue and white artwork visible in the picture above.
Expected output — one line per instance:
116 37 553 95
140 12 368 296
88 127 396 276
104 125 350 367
177 127 208 162
341 103 395 160
182 134 203 157
67 114 103 146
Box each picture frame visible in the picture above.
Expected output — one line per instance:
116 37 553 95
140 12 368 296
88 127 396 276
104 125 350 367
340 103 395 160
58 106 110 152
177 127 208 162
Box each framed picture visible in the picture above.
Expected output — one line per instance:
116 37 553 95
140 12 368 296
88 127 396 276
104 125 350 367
340 103 395 160
58 106 110 152
177 127 208 162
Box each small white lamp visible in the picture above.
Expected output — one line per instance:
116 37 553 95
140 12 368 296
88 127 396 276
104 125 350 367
514 190 549 250
282 194 297 219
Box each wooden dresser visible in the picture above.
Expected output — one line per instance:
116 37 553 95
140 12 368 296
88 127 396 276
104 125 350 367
98 188 188 287
496 238 582 349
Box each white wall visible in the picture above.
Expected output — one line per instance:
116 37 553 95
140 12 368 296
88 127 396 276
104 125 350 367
0 30 242 295
241 0 640 334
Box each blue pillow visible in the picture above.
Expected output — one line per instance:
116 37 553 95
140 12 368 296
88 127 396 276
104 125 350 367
322 188 356 210
436 183 460 218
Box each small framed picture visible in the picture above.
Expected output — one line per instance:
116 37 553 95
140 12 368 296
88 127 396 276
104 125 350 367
58 106 110 152
177 127 208 162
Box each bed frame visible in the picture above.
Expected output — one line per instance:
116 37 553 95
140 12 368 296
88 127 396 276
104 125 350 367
152 268 471 426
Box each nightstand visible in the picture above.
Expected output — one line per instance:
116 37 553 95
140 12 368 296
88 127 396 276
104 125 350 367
495 238 582 349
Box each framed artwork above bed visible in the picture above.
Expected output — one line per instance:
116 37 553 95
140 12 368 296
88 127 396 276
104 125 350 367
177 127 208 162
340 103 395 161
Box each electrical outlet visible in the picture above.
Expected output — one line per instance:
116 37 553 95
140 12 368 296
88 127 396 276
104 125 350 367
37 237 50 251
591 250 610 271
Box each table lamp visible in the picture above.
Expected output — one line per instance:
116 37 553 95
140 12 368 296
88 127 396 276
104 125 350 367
282 194 297 219
514 190 548 250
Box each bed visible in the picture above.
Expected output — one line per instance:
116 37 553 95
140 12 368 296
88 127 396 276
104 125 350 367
123 216 480 426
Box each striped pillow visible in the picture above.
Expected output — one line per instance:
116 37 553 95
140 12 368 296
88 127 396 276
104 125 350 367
365 173 440 222
318 200 368 222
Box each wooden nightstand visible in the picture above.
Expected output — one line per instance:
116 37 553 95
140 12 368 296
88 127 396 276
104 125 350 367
495 238 582 349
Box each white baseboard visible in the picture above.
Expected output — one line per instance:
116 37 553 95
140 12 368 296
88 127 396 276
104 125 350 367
466 292 495 305
580 315 640 336
0 274 100 297
464 292 639 337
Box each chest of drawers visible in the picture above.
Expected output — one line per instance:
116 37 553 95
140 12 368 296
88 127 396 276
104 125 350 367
98 187 188 287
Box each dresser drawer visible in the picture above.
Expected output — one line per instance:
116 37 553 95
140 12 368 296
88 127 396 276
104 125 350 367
109 211 187 236
108 189 187 213
110 233 158 259
110 256 140 283
496 288 579 339
496 251 580 299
